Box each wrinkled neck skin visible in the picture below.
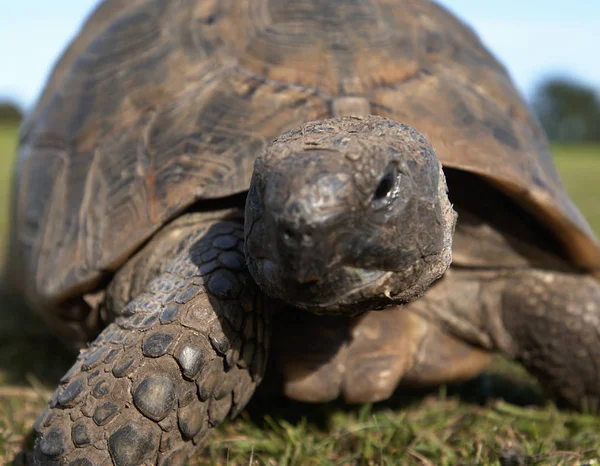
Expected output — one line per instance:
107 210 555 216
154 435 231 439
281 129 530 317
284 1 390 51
244 116 456 316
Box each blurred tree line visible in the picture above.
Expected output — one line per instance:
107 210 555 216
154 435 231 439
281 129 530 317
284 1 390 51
0 101 22 124
532 78 600 143
1 76 599 143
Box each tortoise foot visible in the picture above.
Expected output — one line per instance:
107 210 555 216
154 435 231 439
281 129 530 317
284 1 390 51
271 306 490 404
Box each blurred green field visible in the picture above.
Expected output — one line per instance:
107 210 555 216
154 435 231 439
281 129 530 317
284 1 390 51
0 124 18 257
0 124 599 465
553 144 600 232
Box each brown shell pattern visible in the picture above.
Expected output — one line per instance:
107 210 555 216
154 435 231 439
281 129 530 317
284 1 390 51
12 0 600 305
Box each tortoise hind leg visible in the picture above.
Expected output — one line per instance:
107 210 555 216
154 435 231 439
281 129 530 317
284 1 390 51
32 212 270 465
494 269 600 411
413 267 600 412
271 305 490 404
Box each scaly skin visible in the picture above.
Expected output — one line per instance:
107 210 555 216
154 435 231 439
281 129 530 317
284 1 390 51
267 266 600 412
411 267 600 412
33 212 270 465
269 306 491 404
245 117 456 315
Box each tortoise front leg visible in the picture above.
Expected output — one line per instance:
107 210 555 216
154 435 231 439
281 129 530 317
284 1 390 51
270 306 491 404
416 268 600 412
32 212 271 465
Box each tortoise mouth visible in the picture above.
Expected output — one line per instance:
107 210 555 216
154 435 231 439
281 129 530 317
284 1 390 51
255 258 392 313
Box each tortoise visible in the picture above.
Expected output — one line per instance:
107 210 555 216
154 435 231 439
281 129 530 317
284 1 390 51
9 0 600 464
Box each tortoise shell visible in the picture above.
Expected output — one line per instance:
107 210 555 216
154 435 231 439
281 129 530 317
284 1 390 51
11 0 600 308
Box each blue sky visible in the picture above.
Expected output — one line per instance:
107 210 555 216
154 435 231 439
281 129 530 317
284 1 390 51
1 0 599 109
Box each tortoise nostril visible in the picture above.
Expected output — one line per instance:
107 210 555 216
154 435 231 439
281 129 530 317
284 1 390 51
280 225 313 247
282 228 297 243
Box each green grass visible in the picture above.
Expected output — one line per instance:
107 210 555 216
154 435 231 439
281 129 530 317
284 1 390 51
1 124 600 465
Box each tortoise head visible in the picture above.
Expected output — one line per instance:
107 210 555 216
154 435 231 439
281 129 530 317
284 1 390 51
245 116 456 315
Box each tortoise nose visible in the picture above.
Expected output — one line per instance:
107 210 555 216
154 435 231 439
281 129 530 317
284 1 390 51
274 217 327 284
280 223 314 249
274 200 316 249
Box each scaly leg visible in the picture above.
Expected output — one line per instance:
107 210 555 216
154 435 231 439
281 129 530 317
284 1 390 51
33 211 271 465
415 267 600 411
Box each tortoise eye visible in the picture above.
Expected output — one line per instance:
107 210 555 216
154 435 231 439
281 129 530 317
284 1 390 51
372 163 400 205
